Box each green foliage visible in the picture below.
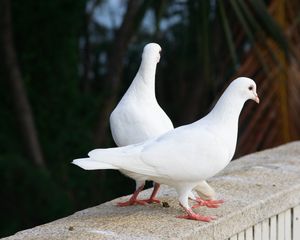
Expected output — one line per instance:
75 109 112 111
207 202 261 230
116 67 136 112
0 154 70 236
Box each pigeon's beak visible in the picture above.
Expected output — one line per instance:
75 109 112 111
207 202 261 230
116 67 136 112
253 93 260 104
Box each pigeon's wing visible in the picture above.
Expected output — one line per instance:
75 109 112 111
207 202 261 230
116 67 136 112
89 122 228 182
138 122 230 182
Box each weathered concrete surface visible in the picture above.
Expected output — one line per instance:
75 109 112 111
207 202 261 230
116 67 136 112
4 141 300 240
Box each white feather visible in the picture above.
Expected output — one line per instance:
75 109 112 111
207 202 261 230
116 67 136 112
73 77 259 212
108 43 214 198
72 158 118 170
109 43 173 192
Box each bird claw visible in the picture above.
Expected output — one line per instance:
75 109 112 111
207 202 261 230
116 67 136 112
117 199 147 207
192 198 224 209
176 213 216 222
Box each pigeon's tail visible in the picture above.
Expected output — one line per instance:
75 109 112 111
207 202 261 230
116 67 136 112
194 181 216 200
72 158 119 170
73 145 155 177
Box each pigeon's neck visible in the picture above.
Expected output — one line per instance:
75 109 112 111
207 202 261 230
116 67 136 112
204 88 246 160
208 88 245 123
137 58 157 88
130 58 158 99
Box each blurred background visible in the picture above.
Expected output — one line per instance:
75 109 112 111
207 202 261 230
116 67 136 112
1 0 300 237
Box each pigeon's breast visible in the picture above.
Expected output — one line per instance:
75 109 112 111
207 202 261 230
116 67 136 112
110 100 173 147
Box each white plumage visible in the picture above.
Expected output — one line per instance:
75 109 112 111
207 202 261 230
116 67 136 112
109 43 216 206
110 43 173 147
109 43 173 205
73 77 259 221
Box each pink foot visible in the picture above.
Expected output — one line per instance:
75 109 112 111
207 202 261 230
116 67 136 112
117 199 147 207
141 197 161 204
192 198 224 209
177 206 217 222
116 185 146 207
141 183 161 204
177 212 216 222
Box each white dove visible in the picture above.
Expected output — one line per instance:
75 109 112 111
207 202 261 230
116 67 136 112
73 77 259 221
109 43 172 206
109 43 220 207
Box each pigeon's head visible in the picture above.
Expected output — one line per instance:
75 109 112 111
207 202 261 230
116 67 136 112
142 43 162 63
230 77 259 104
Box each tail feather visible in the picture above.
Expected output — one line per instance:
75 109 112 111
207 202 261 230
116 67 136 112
194 181 215 200
73 145 157 178
72 158 118 170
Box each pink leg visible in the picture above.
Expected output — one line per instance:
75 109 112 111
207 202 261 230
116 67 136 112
117 185 147 207
192 197 224 209
141 183 161 204
177 206 216 222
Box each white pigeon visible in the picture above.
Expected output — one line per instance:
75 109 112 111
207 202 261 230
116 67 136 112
73 77 259 221
109 43 220 207
109 43 171 206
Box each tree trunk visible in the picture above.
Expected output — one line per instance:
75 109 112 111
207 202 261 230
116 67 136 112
1 0 46 168
80 0 102 92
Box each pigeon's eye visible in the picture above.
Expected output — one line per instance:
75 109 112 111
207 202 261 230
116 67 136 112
248 86 253 91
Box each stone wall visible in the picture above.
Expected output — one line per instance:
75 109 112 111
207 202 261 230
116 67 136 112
4 142 300 240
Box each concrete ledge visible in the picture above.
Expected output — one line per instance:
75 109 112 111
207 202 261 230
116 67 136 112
4 142 300 240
